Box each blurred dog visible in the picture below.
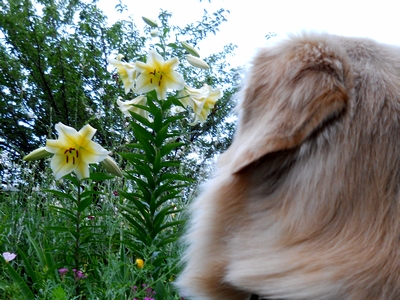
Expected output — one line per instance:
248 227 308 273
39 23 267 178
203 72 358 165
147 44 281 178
175 32 400 300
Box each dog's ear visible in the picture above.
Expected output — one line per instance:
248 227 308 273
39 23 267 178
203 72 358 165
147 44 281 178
221 37 350 174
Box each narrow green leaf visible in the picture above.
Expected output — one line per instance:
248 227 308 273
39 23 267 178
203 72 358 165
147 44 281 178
44 226 71 233
159 220 185 231
27 233 46 270
156 236 178 247
89 172 115 181
128 109 153 128
121 215 148 243
167 42 178 49
120 244 126 281
125 143 144 150
162 114 185 126
134 164 155 190
78 196 92 212
161 160 181 168
119 152 145 162
43 189 75 201
160 142 185 157
48 205 76 222
155 124 169 147
81 190 103 198
0 280 10 290
153 150 162 174
4 263 35 299
155 281 166 300
157 173 193 185
156 190 181 209
17 247 38 285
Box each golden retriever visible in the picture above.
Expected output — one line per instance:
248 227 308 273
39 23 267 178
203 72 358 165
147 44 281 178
176 32 400 300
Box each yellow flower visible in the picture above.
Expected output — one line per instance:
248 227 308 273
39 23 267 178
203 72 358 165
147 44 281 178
136 258 144 269
180 84 222 124
117 95 149 120
135 50 185 100
107 54 137 94
23 122 109 180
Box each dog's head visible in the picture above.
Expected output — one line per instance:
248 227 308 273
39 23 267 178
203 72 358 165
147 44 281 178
177 33 400 300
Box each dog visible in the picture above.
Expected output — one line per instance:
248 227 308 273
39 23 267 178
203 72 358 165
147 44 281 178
175 32 400 300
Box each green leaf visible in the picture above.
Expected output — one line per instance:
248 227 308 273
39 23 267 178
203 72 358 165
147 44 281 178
4 263 35 299
155 190 181 211
130 122 155 159
89 172 115 181
155 124 169 147
125 143 145 150
156 236 178 247
160 142 185 157
128 108 153 128
155 281 166 300
0 280 10 290
129 176 151 200
48 205 76 222
157 173 193 185
43 189 75 201
78 196 93 212
159 220 185 231
161 160 181 168
167 42 178 49
121 216 148 244
120 204 149 227
44 226 71 233
17 247 39 285
153 150 162 174
27 233 46 270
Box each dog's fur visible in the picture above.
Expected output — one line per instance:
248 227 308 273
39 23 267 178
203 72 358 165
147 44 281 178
175 33 400 299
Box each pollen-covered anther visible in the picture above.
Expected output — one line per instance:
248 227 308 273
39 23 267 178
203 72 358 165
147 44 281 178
65 147 78 165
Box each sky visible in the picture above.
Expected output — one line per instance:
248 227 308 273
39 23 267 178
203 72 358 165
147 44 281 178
97 0 400 67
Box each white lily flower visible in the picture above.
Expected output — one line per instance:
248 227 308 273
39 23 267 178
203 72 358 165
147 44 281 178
135 50 185 100
107 54 137 94
117 95 149 120
180 84 222 124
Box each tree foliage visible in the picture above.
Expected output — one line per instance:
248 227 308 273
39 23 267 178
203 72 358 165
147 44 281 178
0 0 240 174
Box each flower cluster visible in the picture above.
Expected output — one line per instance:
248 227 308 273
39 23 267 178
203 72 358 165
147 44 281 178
108 41 222 124
132 283 156 300
58 267 69 277
72 268 87 280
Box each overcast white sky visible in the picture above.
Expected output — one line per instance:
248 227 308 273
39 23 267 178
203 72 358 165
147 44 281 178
98 0 400 67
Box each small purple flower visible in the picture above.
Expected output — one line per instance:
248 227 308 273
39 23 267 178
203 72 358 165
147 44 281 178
113 190 119 196
87 215 95 220
2 252 16 262
58 268 69 277
72 268 87 280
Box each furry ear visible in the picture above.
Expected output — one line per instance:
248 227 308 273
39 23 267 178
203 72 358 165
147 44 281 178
221 37 350 174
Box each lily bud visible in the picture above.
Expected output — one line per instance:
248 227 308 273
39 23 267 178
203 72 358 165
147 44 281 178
23 147 52 161
150 29 159 37
181 41 200 57
142 16 158 28
101 156 123 177
186 55 210 69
